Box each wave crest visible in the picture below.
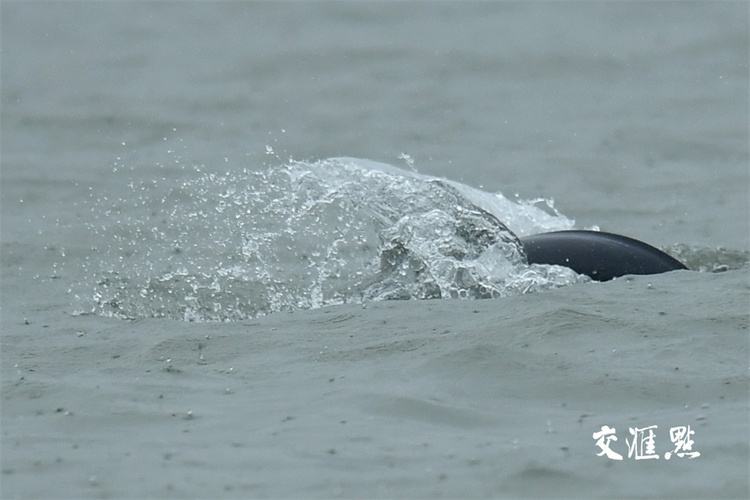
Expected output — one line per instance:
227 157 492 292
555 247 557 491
78 158 584 321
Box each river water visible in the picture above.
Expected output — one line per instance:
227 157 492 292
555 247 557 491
2 2 748 498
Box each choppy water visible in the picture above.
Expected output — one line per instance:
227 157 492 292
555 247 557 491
2 3 748 498
3 2 747 325
75 158 580 321
72 157 746 322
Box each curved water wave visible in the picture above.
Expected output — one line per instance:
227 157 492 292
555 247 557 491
80 157 584 322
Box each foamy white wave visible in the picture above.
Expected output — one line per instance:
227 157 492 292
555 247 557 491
78 158 588 321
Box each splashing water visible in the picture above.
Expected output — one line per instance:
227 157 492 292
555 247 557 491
77 157 585 322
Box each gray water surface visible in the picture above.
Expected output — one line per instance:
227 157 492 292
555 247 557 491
3 1 747 249
2 3 748 498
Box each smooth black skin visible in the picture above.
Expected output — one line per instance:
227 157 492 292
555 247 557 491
520 230 687 282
